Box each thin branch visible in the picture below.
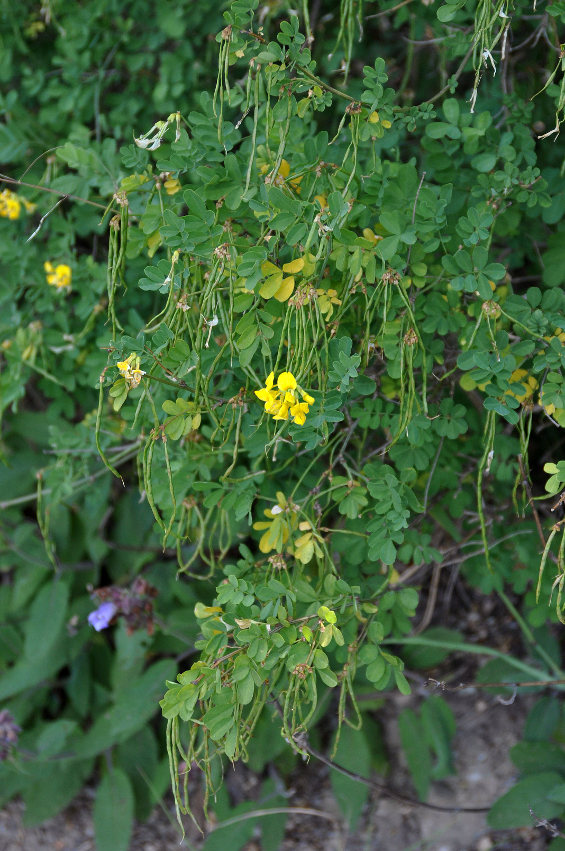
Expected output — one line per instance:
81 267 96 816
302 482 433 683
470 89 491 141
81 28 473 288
366 0 413 20
0 173 115 212
421 44 475 105
518 454 546 549
0 446 140 509
292 733 491 813
26 195 67 242
426 676 565 692
208 806 338 831
296 64 356 103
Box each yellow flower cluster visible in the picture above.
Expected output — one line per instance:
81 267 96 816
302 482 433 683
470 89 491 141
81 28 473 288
116 353 146 388
0 189 21 219
163 176 181 195
1 189 36 219
0 189 35 220
255 371 314 426
368 111 392 129
507 368 538 403
44 262 72 291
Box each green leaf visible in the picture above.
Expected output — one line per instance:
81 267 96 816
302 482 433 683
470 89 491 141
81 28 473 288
488 772 564 829
421 696 455 779
376 235 399 260
317 667 338 687
23 759 93 826
24 580 69 660
398 709 432 800
511 742 565 775
93 769 134 851
36 720 78 758
401 627 463 668
524 697 561 742
116 727 162 821
330 725 371 829
164 415 186 440
442 98 460 125
471 152 496 172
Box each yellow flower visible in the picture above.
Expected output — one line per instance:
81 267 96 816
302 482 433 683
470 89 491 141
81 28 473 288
273 403 290 421
314 194 328 210
44 262 72 291
164 177 181 195
254 370 314 426
0 189 21 220
254 371 278 411
277 372 297 392
260 158 302 193
290 401 309 425
544 328 565 345
130 367 146 388
507 369 538 403
116 353 145 387
368 111 392 130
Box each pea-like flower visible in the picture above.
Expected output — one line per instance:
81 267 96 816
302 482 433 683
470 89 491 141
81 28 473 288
87 601 117 632
368 111 392 131
44 262 72 291
254 371 314 426
116 353 146 388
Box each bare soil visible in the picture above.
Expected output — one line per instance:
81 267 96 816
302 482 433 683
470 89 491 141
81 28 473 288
0 687 553 851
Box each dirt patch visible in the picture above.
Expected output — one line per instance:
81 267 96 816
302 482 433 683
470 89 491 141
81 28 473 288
0 688 554 851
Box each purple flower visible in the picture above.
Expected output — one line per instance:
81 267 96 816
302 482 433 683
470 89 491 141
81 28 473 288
88 601 118 631
0 709 20 761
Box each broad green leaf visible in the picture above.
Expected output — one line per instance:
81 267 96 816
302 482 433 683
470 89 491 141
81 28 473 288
488 772 564 829
24 580 69 660
330 724 371 829
93 769 134 851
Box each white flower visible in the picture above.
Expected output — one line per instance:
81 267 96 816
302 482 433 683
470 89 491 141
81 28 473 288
204 315 219 347
482 49 497 75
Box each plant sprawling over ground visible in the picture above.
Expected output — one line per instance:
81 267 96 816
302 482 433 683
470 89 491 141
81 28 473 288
2 1 565 848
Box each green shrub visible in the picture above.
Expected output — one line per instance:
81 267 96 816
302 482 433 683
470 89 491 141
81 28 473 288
2 1 565 847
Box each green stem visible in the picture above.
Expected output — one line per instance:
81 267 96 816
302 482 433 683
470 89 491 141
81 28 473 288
382 637 560 684
497 587 564 678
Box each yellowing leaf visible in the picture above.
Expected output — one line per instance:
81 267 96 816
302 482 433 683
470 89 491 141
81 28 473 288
318 605 337 624
294 533 314 564
283 258 305 274
146 230 162 257
261 260 280 275
260 272 284 299
273 275 295 302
